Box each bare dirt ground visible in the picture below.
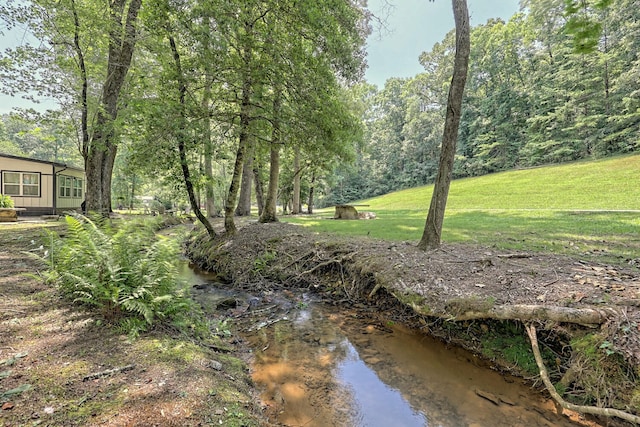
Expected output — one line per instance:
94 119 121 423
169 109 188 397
0 221 263 427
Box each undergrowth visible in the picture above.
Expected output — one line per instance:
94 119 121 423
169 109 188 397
37 214 203 339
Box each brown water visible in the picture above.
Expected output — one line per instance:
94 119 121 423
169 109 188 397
183 264 597 427
242 304 598 427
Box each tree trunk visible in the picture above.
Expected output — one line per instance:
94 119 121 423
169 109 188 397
235 145 254 216
418 0 470 250
204 137 217 218
292 147 301 214
260 87 282 224
84 0 142 214
168 32 216 238
129 174 135 210
253 160 265 217
203 82 218 218
224 60 252 234
307 171 316 214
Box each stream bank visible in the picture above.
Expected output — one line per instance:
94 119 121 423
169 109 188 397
185 221 640 426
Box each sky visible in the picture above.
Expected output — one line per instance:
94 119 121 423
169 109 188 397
365 0 521 87
0 0 521 114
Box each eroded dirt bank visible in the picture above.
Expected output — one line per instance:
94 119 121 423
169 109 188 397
185 221 640 425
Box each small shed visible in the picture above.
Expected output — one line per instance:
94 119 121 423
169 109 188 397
0 153 85 216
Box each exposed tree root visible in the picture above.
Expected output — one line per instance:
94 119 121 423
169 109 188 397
525 324 640 425
453 304 620 325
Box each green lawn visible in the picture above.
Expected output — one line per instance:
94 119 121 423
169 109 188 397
282 154 640 263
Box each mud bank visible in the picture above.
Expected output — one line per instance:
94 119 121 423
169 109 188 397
185 221 640 425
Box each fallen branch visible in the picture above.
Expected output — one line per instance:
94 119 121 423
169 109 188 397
525 324 640 425
82 364 135 382
496 253 531 259
453 304 618 325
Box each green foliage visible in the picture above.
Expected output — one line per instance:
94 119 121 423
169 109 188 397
0 194 14 208
569 333 636 407
329 1 639 205
41 214 199 338
253 250 277 273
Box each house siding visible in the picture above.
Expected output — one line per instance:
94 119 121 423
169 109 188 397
0 154 85 215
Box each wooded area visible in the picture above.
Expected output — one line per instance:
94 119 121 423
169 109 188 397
0 0 638 223
329 0 639 205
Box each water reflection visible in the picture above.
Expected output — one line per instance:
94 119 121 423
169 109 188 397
338 341 427 426
242 304 589 427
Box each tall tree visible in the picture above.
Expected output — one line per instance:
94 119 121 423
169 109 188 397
0 0 142 214
85 0 142 213
418 0 470 250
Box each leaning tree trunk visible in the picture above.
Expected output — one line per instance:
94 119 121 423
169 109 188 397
168 32 216 238
84 0 142 214
418 0 470 250
260 86 282 223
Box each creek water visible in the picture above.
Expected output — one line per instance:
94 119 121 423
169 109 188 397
183 263 595 427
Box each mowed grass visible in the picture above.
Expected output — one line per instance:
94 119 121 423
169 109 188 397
282 154 640 263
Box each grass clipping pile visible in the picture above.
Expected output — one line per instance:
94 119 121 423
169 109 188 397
186 221 640 425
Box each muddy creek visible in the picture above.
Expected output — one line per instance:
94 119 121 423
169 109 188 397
185 264 592 427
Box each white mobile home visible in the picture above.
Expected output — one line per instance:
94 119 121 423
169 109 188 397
0 153 85 216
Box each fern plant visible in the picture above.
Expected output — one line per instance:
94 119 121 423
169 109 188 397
41 214 199 338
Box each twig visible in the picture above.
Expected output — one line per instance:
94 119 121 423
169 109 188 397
283 250 315 269
2 309 25 314
496 253 531 259
82 364 135 382
525 324 640 424
296 258 341 278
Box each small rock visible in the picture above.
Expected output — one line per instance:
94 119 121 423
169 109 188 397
499 395 516 406
2 402 14 410
216 297 237 309
475 389 500 405
364 357 382 365
208 360 223 371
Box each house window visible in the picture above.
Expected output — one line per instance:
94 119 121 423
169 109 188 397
22 173 40 196
2 171 40 197
73 178 83 198
59 176 72 197
59 176 83 198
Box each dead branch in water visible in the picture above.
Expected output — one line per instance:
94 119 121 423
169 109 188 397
525 324 640 425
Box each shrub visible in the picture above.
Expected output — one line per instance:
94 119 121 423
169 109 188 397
41 214 200 338
0 194 14 208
